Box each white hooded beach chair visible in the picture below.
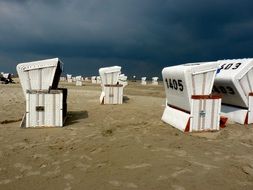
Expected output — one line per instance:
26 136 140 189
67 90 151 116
96 76 101 84
214 58 253 124
75 76 83 86
152 77 159 85
161 61 227 132
67 74 72 83
141 77 147 85
119 74 128 87
99 66 123 104
60 76 66 81
16 58 67 128
91 76 97 84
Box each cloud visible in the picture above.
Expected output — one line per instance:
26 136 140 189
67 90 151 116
0 0 253 77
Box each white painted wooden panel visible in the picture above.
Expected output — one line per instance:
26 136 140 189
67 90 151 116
104 86 123 104
25 92 64 128
190 98 220 132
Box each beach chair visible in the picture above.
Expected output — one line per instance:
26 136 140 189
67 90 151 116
75 76 83 86
141 77 147 85
132 75 136 82
91 76 97 84
161 61 227 132
60 76 66 81
119 74 128 87
67 74 72 83
16 58 67 128
96 76 101 84
214 58 253 124
152 77 159 85
99 66 123 104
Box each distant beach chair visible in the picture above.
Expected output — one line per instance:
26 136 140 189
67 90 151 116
141 77 147 85
91 76 97 84
76 76 83 86
119 74 128 87
152 77 159 85
132 75 136 82
161 61 227 132
67 74 73 83
16 58 68 128
214 58 253 124
96 76 101 84
99 66 123 104
60 76 66 81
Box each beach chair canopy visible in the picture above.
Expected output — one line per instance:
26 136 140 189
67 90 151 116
17 58 63 96
119 74 127 81
214 58 253 108
99 66 121 85
152 77 159 81
162 61 219 112
67 74 72 79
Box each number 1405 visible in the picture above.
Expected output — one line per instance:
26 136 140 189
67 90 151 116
165 78 184 91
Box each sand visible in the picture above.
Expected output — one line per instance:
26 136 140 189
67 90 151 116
0 81 253 190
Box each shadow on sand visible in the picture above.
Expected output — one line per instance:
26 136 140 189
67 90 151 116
123 96 130 103
65 111 88 126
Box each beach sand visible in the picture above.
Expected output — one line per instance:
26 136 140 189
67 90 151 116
0 81 253 190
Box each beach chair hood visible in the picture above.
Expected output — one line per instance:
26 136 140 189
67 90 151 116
16 58 63 96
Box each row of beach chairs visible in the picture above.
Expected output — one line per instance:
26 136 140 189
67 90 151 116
61 75 159 86
15 58 253 133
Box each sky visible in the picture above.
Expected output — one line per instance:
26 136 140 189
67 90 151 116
0 0 253 78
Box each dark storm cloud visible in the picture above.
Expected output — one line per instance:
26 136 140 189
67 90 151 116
0 0 253 77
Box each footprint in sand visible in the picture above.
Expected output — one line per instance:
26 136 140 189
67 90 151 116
242 165 253 176
15 175 23 179
14 163 32 172
171 185 186 190
64 183 72 190
43 167 61 177
171 168 192 177
0 179 11 185
124 163 151 169
76 162 90 171
52 161 61 165
26 171 41 177
109 180 121 187
32 154 51 161
109 180 137 188
213 155 230 162
190 161 218 170
80 154 92 161
157 176 169 181
64 174 74 180
150 147 171 152
174 150 187 157
126 182 138 188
